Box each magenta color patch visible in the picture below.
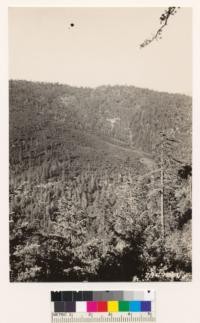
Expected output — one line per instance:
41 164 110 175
87 301 98 312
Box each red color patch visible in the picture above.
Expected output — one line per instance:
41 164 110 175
97 301 108 312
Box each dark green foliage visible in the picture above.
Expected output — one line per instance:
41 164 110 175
9 80 192 281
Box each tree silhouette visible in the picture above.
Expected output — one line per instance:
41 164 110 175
140 7 180 48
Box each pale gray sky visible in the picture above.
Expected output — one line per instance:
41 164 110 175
9 7 192 95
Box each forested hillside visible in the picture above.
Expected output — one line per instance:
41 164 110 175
9 80 192 282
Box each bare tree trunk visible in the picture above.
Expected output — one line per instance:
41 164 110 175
160 139 165 240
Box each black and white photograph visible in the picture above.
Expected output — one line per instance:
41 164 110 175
9 7 192 282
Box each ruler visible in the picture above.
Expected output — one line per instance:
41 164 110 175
52 313 156 322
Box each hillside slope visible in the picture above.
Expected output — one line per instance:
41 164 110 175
9 80 192 282
9 80 191 159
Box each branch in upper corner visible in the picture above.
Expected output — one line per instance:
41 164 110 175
140 7 180 49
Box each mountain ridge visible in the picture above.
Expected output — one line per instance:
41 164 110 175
9 79 192 160
9 79 192 97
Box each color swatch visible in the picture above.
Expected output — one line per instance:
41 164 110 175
51 290 154 313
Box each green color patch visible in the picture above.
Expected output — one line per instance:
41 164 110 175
119 301 130 312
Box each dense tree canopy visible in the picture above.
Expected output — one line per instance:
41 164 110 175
9 80 192 281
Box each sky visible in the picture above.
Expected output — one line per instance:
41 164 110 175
9 7 192 95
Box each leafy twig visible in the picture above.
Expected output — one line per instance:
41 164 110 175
140 7 180 48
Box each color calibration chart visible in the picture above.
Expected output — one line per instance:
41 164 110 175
51 290 156 322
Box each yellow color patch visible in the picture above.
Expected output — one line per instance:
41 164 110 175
108 301 118 312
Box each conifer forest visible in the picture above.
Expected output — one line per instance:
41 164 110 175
9 80 192 282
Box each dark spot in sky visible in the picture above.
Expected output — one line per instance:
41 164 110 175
67 23 75 30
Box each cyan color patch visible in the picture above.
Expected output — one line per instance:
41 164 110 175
129 301 141 312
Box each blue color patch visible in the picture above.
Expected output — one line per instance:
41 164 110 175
129 301 141 312
141 301 151 312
